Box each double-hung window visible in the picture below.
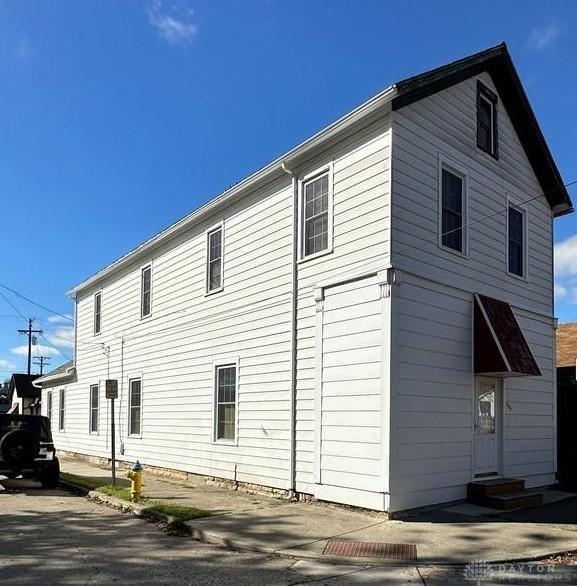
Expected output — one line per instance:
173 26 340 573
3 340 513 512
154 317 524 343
94 292 102 335
477 82 498 158
58 389 65 431
215 364 237 441
141 265 152 318
440 167 466 253
47 391 53 423
301 171 331 258
508 205 526 277
128 378 142 436
89 384 99 433
207 226 223 293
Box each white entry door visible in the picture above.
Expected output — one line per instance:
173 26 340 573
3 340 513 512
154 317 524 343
474 378 502 477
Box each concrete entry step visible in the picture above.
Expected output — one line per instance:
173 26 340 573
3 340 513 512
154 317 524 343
467 478 525 499
474 490 544 511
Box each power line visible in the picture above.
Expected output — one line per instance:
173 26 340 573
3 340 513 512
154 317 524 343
0 282 73 322
395 178 577 259
0 290 26 321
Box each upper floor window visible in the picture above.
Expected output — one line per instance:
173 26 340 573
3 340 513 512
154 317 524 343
477 82 498 158
215 364 237 442
440 167 466 254
207 225 223 293
141 265 152 318
508 205 526 277
301 171 332 259
59 389 65 431
89 384 99 433
94 292 101 335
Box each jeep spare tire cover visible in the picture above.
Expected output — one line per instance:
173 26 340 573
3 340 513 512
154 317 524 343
0 429 40 468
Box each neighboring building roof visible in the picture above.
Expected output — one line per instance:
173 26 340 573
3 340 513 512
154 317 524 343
8 374 41 402
68 42 573 296
35 360 76 387
557 323 577 368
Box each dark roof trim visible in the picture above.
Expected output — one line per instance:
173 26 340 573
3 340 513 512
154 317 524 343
392 42 573 217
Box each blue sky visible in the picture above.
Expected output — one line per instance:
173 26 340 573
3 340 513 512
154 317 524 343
1 0 576 377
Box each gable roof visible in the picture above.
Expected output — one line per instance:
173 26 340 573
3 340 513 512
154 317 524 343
557 323 577 368
392 43 572 218
69 43 572 296
8 374 41 401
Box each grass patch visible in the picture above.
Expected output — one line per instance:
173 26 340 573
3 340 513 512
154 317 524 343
60 471 211 521
146 502 211 521
97 484 134 501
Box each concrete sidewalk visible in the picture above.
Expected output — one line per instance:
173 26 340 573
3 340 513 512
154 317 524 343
61 458 577 564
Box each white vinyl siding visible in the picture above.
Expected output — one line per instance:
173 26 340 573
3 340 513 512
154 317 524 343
141 265 152 317
391 71 553 316
128 378 142 436
93 292 101 335
58 389 65 431
89 384 99 433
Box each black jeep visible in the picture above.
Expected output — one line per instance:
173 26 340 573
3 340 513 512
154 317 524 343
0 414 60 488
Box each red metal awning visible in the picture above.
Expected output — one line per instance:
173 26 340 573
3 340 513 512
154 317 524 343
474 294 541 377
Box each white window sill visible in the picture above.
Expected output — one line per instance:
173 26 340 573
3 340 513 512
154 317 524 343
213 438 238 446
139 313 152 322
205 286 224 297
437 242 469 259
298 248 333 264
507 270 528 283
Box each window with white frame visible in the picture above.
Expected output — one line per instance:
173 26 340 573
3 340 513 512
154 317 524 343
141 265 152 317
94 291 102 335
89 384 99 433
477 81 498 158
301 172 331 258
128 378 142 436
58 389 65 431
508 205 526 277
47 391 53 423
207 226 223 293
440 167 465 253
215 364 237 441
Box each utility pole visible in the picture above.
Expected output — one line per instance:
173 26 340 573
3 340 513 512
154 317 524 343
33 356 51 375
18 319 43 376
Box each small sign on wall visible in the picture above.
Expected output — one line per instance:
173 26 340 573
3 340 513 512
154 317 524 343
105 379 118 400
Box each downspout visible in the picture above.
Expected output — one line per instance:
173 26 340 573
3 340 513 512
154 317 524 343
282 161 298 499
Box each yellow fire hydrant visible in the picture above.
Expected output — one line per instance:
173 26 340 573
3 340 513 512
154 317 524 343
127 460 143 500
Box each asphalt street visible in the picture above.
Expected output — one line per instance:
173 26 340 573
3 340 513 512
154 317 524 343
1 479 576 585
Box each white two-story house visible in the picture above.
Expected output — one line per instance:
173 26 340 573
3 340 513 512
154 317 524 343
39 43 573 514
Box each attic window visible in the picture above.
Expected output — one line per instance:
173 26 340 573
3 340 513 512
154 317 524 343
477 82 498 158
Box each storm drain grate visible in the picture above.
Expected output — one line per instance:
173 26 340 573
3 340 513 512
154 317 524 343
323 540 417 560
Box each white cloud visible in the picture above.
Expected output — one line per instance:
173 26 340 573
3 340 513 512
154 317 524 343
0 359 15 369
47 314 73 324
555 282 568 300
528 22 562 51
554 234 577 277
11 344 60 358
147 0 197 45
45 327 74 349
